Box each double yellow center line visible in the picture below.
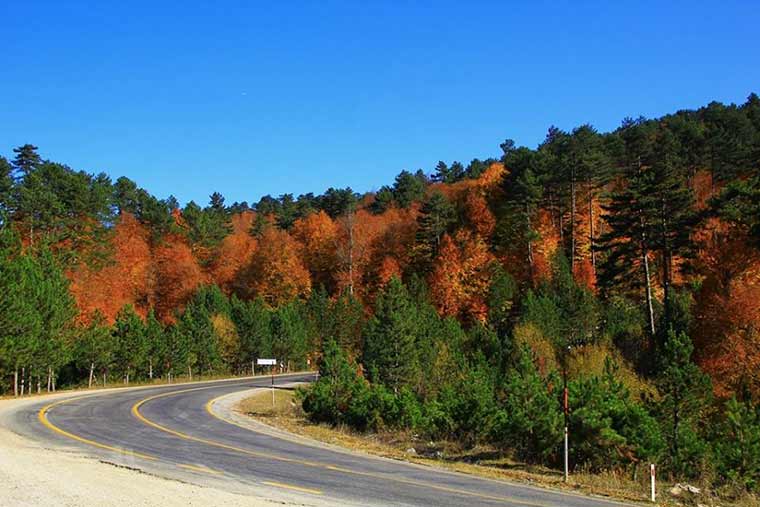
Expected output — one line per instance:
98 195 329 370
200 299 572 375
39 384 614 506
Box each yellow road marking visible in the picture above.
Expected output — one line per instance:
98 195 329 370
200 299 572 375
38 398 157 461
178 463 223 475
134 388 566 507
262 480 323 495
131 388 326 467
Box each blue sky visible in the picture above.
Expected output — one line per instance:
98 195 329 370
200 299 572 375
1 1 758 206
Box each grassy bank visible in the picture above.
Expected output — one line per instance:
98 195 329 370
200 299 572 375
237 388 700 506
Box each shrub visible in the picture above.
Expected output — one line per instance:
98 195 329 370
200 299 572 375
491 345 563 462
569 359 664 471
712 397 760 492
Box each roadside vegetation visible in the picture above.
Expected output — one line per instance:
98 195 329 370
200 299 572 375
1 96 760 503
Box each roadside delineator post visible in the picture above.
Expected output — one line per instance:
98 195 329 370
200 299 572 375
256 358 277 408
650 463 656 502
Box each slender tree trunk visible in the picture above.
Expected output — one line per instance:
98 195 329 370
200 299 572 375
525 203 534 281
188 365 192 382
661 198 672 334
21 367 25 396
672 392 680 465
589 187 596 274
103 371 106 387
642 246 656 339
37 377 41 394
47 367 51 392
570 167 577 270
89 363 95 388
13 369 18 397
149 358 153 380
126 371 129 385
51 371 56 392
347 208 355 296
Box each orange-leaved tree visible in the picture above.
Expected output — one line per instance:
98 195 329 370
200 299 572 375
236 226 311 307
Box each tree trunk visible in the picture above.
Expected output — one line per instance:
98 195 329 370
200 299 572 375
13 369 18 397
89 363 95 388
52 371 56 392
570 167 576 270
126 371 129 385
661 198 672 335
103 371 106 387
37 377 41 394
149 358 153 380
589 187 596 274
188 365 192 382
21 367 25 396
47 367 51 392
642 247 656 340
525 203 534 281
672 391 680 465
347 208 355 296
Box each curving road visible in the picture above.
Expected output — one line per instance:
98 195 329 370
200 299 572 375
8 374 633 507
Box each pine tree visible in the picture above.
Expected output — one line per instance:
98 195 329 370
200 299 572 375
657 329 712 476
362 277 420 392
371 186 394 214
75 311 114 388
231 295 272 364
270 302 309 370
392 170 426 208
498 143 543 278
144 309 165 380
112 305 147 384
0 157 12 226
568 124 612 273
491 345 563 462
0 232 42 395
647 128 697 333
712 397 760 491
28 248 76 388
599 121 696 344
11 144 41 175
330 290 365 359
179 305 221 378
432 161 450 182
415 191 455 268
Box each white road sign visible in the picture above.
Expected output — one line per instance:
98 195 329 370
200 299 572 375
257 358 277 366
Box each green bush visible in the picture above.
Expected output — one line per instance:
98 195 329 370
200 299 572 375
568 360 664 471
712 397 760 492
427 366 497 444
491 345 563 462
301 340 372 428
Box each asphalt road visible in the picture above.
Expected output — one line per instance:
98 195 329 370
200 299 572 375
9 374 633 507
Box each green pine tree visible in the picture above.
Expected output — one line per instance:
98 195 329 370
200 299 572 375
712 397 760 492
362 277 420 393
498 142 543 277
657 329 712 477
415 190 455 268
112 305 147 384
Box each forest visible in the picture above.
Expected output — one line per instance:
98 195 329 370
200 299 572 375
1 94 760 494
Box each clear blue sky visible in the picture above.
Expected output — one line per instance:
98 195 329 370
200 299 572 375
1 1 758 206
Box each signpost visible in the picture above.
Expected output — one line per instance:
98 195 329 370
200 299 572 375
257 359 277 407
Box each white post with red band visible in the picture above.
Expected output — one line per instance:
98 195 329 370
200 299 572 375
650 463 656 502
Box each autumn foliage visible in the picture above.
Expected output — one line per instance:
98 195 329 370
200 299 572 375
236 226 311 307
